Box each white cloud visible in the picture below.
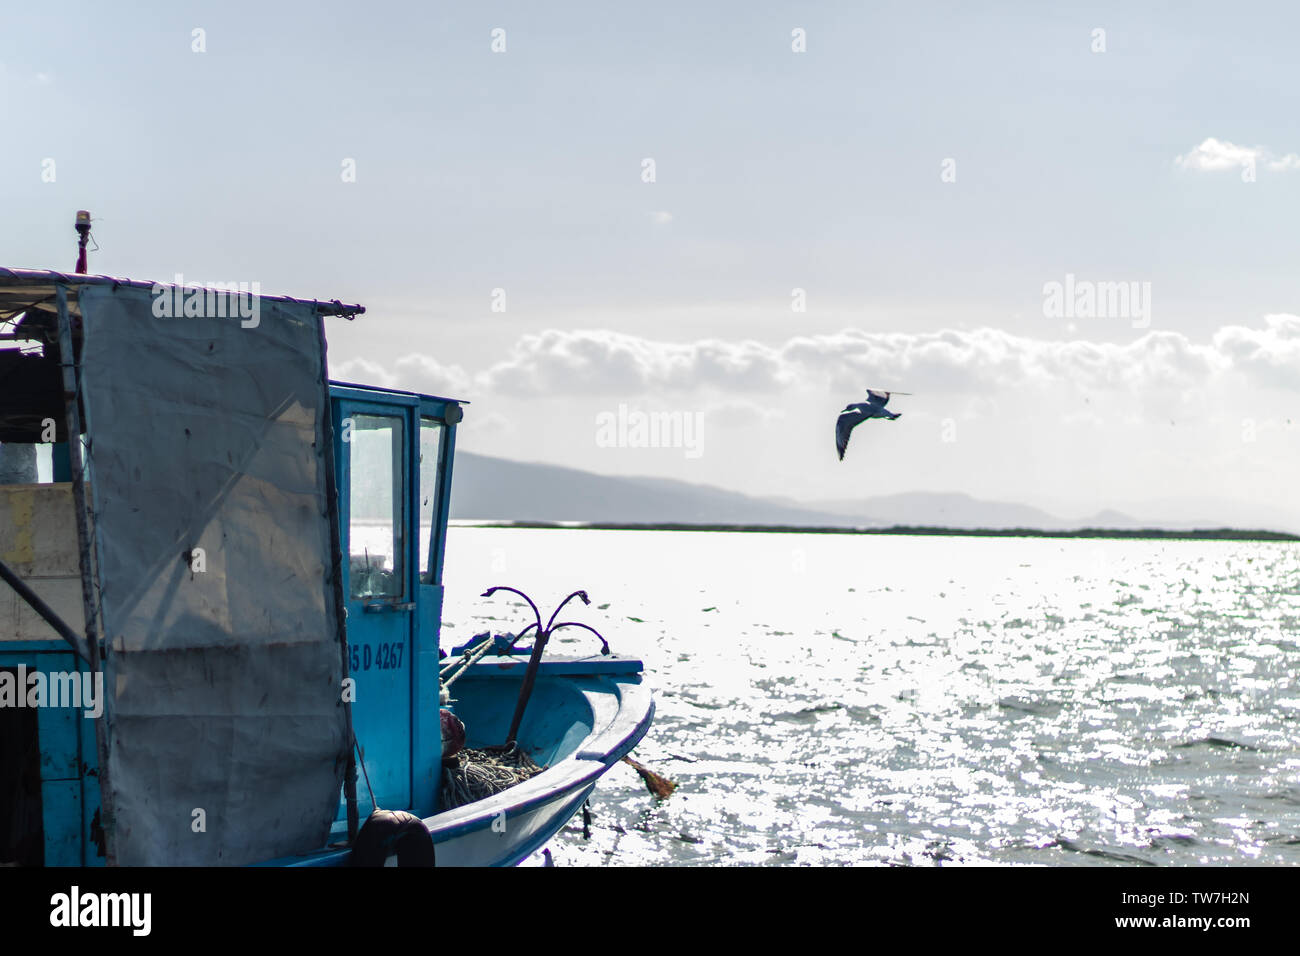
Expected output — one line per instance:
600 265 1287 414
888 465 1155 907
1175 137 1260 171
337 321 1299 522
392 354 472 397
649 211 673 225
1212 313 1300 389
478 329 790 396
1175 137 1300 173
472 325 1238 398
331 353 471 397
350 317 1299 403
331 356 393 388
703 399 786 428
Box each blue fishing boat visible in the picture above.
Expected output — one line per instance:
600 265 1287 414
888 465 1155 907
0 256 654 867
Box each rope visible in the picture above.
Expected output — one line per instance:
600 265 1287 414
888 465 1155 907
355 739 378 810
439 636 499 690
74 436 108 649
439 743 545 810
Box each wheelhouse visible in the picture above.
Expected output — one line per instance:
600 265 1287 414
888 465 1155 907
0 268 469 864
326 381 464 823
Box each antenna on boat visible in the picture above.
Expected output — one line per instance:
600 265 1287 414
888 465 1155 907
74 210 92 274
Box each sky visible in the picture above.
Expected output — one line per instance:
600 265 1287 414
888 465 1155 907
2 2 1298 526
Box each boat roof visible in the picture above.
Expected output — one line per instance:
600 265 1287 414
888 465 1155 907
330 379 470 407
0 266 365 321
0 268 470 441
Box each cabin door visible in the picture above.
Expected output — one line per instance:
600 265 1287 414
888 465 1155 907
334 399 414 812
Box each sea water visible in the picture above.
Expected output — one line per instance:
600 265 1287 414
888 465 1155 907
440 527 1300 866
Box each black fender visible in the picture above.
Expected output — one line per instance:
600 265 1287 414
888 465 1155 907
349 809 436 867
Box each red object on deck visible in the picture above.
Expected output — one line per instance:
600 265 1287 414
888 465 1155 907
440 708 465 759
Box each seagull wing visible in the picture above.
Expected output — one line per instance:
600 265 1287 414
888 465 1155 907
865 389 890 408
836 405 869 460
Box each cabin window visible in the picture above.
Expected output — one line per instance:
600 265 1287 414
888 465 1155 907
347 414 404 600
418 418 444 584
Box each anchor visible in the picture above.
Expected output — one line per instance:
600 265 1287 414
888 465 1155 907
480 587 610 749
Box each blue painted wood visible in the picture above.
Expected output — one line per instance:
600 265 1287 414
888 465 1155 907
41 780 81 866
451 676 594 766
332 395 414 814
331 382 466 415
429 402 458 587
413 583 444 816
411 398 458 815
51 441 71 482
76 652 105 867
0 640 70 652
330 384 420 408
35 682 80 781
445 648 647 677
0 649 92 865
328 385 467 820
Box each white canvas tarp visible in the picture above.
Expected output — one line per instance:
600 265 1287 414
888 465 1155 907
75 283 348 865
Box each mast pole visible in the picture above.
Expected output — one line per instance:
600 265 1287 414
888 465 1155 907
55 284 117 865
315 311 361 840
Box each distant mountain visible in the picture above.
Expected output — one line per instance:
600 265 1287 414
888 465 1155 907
800 495 1195 531
448 453 1248 531
449 453 856 526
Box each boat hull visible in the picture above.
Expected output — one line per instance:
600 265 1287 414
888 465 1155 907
277 660 654 867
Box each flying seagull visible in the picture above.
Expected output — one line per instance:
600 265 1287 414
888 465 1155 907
836 389 907 460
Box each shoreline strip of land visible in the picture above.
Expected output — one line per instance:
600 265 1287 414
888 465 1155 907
451 520 1300 541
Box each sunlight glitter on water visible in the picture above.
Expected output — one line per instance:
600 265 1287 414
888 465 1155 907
441 528 1300 866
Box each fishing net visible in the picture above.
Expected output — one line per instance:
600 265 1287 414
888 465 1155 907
439 744 546 810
